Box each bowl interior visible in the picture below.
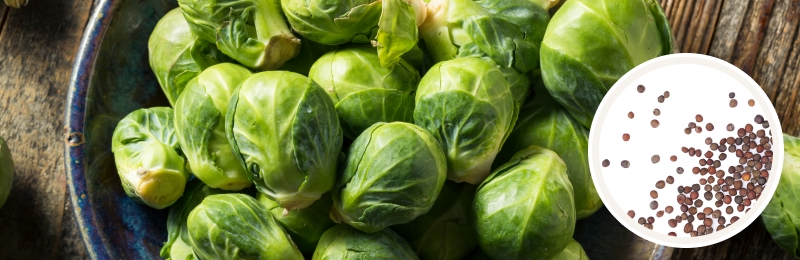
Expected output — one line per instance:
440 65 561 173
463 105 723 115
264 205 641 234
69 0 670 259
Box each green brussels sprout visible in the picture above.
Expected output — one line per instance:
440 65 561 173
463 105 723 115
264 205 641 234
540 0 673 128
414 57 518 185
174 63 252 191
418 0 551 103
309 47 419 139
281 0 426 67
494 94 602 219
473 146 575 260
257 192 336 255
177 0 301 71
762 134 800 258
226 71 343 210
312 224 420 260
279 35 339 76
552 239 589 260
111 107 190 209
0 136 13 209
148 8 228 106
331 122 447 233
161 179 230 260
392 181 477 260
187 194 304 259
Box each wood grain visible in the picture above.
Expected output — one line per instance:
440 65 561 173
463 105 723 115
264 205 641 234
0 0 91 259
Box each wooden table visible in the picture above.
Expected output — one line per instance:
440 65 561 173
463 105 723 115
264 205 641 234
0 0 796 259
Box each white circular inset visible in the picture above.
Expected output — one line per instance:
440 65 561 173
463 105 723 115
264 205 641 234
588 53 784 248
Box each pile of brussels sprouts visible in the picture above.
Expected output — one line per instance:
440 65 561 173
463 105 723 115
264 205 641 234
112 0 673 259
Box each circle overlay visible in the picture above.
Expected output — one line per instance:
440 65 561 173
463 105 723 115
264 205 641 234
588 53 784 248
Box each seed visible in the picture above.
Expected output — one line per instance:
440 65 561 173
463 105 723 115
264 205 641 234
726 177 734 185
731 216 739 223
696 114 704 122
664 91 670 98
727 123 734 131
690 191 699 200
689 122 697 128
692 184 701 192
719 216 726 225
638 217 646 224
736 137 743 145
677 194 686 204
755 185 763 194
628 210 635 218
677 167 684 174
697 213 706 220
622 133 630 141
690 231 698 237
700 179 708 185
658 95 665 103
763 121 770 128
739 188 747 196
669 219 677 228
706 123 714 131
684 223 693 233
715 200 723 207
748 99 755 106
704 218 713 227
695 149 702 157
684 128 691 134
758 177 767 185
648 216 655 223
726 206 733 214
637 85 645 93
739 157 747 165
699 159 707 166
696 127 702 133
757 129 765 138
666 176 674 184
657 211 664 217
670 155 677 162
717 225 724 231
728 145 736 153
726 137 735 145
719 153 727 161
734 181 743 190
687 214 695 223
602 159 610 167
710 143 719 150
669 232 677 236
665 206 673 214
694 200 703 207
724 195 732 204
704 191 713 200
745 152 753 159
705 137 713 145
651 155 660 164
755 115 764 124
628 111 634 119
705 185 713 192
653 108 661 116
714 184 721 191
715 192 723 200
651 120 660 128
681 205 688 213
766 150 774 157
745 124 753 133
744 198 751 206
738 128 746 137
762 170 770 178
621 160 630 168
730 99 738 107
650 201 658 210
714 160 721 167
742 173 751 181
705 151 713 158
750 132 757 139
738 204 745 212
650 190 658 199
692 167 700 174
684 186 693 193
735 196 743 204
681 146 689 153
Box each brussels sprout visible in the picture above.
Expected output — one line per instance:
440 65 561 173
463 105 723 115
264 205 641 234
552 239 589 260
494 94 601 219
312 224 419 260
331 122 447 233
177 0 301 71
257 192 336 255
418 0 551 103
392 181 477 260
279 35 339 76
0 136 13 209
161 179 230 260
174 63 252 191
309 47 419 139
281 0 426 67
148 8 228 106
762 134 800 258
111 107 190 209
226 71 343 210
473 146 575 260
540 0 673 127
187 194 304 259
414 57 518 185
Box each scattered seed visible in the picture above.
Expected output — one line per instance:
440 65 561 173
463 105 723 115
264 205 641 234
666 176 674 184
727 123 734 131
689 122 697 128
669 232 677 236
621 160 630 168
651 155 660 163
665 206 673 214
677 167 684 174
657 211 664 217
681 146 689 153
719 216 726 225
653 108 661 116
704 218 713 227
628 111 634 119
719 153 727 161
638 217 646 224
731 216 739 223
684 128 692 135
664 91 670 98
745 124 753 133
755 115 764 124
735 196 743 204
692 167 700 174
696 127 702 133
730 99 738 107
729 92 735 98
706 123 714 131
602 159 610 167
726 206 733 214
684 223 693 233
763 122 770 128
651 120 660 128
670 155 677 162
694 199 703 207
623 133 630 141
669 219 677 228
650 201 658 210
651 190 658 199
748 99 755 106
648 216 655 223
704 191 713 200
658 95 665 103
705 137 713 145
738 204 745 212
637 85 645 93
715 200 723 207
677 194 686 204
738 128 746 137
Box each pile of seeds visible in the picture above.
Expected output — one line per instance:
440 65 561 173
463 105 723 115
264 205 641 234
605 86 773 237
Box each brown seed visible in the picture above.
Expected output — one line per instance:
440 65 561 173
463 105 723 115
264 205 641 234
757 129 765 138
689 148 696 155
706 123 714 131
719 216 726 225
748 99 755 106
666 176 674 184
724 195 732 204
704 191 713 200
744 198 751 206
713 210 721 218
681 205 689 213
677 167 684 174
684 223 693 233
695 149 702 157
738 128 746 137
622 133 630 141
715 200 724 207
717 225 725 231
704 207 713 215
729 92 735 98
621 160 630 168
696 114 704 122
704 218 713 227
755 115 764 124
684 186 693 193
692 167 700 174
728 145 736 153
699 159 707 166
650 201 658 210
705 137 713 145
664 91 670 98
694 199 703 207
682 146 689 153
651 155 660 164
758 177 767 185
715 192 724 200
692 184 701 192
657 211 664 217
700 179 708 185
670 155 677 162
669 219 677 228
677 194 686 204
637 85 645 93
719 153 727 161
648 216 655 223
628 210 635 218
638 217 646 224
697 213 706 220
731 216 739 223
691 231 698 237
726 123 734 131
696 127 702 133
734 196 743 204
669 232 677 237
730 99 738 107
755 185 763 194
763 121 770 128
726 206 733 214
658 95 665 103
651 119 660 128
705 151 713 158
746 124 753 133
710 143 719 150
738 204 745 212
627 111 634 119
726 137 735 145
650 190 658 199
602 159 610 167
690 191 699 200
742 173 751 181
665 206 674 214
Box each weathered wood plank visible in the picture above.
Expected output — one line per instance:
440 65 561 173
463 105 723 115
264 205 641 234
708 0 752 60
774 20 800 136
731 0 777 74
753 0 800 103
0 0 91 259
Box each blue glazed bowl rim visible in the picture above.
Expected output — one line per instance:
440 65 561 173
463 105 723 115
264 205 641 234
64 0 118 259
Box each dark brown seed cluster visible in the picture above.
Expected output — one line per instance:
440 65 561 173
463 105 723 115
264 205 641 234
615 87 773 237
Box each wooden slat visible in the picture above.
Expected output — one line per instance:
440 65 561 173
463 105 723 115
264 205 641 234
730 0 777 75
753 0 800 103
708 0 752 60
774 21 800 135
0 0 91 259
